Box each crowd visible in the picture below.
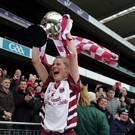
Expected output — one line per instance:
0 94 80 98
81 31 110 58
0 68 43 123
76 82 135 135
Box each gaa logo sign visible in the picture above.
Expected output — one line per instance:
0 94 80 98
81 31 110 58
9 42 25 55
3 38 30 58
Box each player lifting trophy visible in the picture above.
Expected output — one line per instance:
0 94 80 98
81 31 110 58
31 11 80 135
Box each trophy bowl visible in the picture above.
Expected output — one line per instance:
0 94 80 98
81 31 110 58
40 11 62 37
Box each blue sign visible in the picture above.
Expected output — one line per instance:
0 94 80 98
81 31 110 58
2 38 31 58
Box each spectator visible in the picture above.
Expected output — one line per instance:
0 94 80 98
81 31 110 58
110 108 135 135
32 33 80 135
121 87 128 97
0 77 15 121
31 86 42 123
75 82 110 135
117 87 128 108
26 80 36 97
13 80 34 122
119 87 135 122
97 96 113 124
10 69 22 91
114 81 122 98
119 94 127 108
95 85 106 99
3 69 8 77
128 99 135 122
106 86 121 118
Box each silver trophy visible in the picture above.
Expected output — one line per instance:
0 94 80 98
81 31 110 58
40 11 62 37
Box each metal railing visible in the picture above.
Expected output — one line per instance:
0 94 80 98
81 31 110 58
0 121 41 135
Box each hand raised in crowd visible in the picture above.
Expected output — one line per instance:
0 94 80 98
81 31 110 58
13 74 19 80
13 69 22 80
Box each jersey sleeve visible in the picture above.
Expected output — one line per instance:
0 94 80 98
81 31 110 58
68 75 80 94
41 76 52 93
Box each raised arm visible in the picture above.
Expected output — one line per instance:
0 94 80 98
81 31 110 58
32 47 49 83
66 33 79 83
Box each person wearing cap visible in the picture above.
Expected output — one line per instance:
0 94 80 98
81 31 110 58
110 108 135 135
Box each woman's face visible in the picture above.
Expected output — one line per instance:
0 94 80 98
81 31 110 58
51 58 68 81
98 98 108 109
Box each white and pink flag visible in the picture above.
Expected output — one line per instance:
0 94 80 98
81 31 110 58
40 15 119 67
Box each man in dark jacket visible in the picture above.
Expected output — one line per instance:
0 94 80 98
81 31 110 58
0 77 15 121
110 108 135 135
13 80 34 122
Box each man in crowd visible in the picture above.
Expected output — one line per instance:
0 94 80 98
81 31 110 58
106 86 121 118
0 78 15 121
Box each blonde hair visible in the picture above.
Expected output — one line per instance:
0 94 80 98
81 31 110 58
79 81 90 106
55 56 70 68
